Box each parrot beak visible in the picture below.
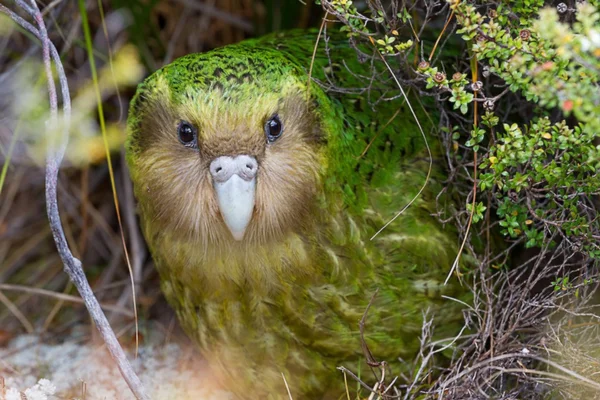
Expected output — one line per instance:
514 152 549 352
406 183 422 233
209 155 258 241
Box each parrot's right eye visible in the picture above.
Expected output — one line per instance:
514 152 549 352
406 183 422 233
178 121 198 148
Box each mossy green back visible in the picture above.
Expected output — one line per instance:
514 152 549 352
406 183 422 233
127 29 469 399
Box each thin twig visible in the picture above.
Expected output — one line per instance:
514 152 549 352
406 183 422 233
0 284 134 317
0 2 149 399
438 352 600 398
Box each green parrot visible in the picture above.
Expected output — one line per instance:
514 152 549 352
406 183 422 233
126 30 467 399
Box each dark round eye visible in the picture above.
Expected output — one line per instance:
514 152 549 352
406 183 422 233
178 121 197 147
265 115 283 143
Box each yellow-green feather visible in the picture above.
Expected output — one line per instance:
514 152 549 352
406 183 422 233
127 29 469 399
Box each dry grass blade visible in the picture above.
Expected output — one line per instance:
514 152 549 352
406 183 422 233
0 119 21 198
428 10 454 62
281 372 294 400
81 0 141 359
444 56 479 286
343 369 351 400
0 284 135 317
0 290 34 333
358 106 403 159
0 1 149 399
368 37 433 241
307 10 328 103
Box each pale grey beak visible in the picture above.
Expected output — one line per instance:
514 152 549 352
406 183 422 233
210 155 257 241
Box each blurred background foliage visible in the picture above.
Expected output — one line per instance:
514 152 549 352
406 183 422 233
0 0 599 398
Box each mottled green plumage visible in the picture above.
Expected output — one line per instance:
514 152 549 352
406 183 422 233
127 30 468 399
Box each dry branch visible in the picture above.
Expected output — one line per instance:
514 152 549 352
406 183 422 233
0 1 149 399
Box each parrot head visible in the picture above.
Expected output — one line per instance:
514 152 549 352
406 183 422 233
127 47 329 247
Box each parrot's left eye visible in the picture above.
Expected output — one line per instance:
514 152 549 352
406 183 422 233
178 121 198 148
265 115 283 143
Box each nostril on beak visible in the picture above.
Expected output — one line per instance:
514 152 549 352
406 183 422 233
210 155 257 183
210 158 232 183
239 157 258 181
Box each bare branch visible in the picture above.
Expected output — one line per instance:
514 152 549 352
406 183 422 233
0 2 149 399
